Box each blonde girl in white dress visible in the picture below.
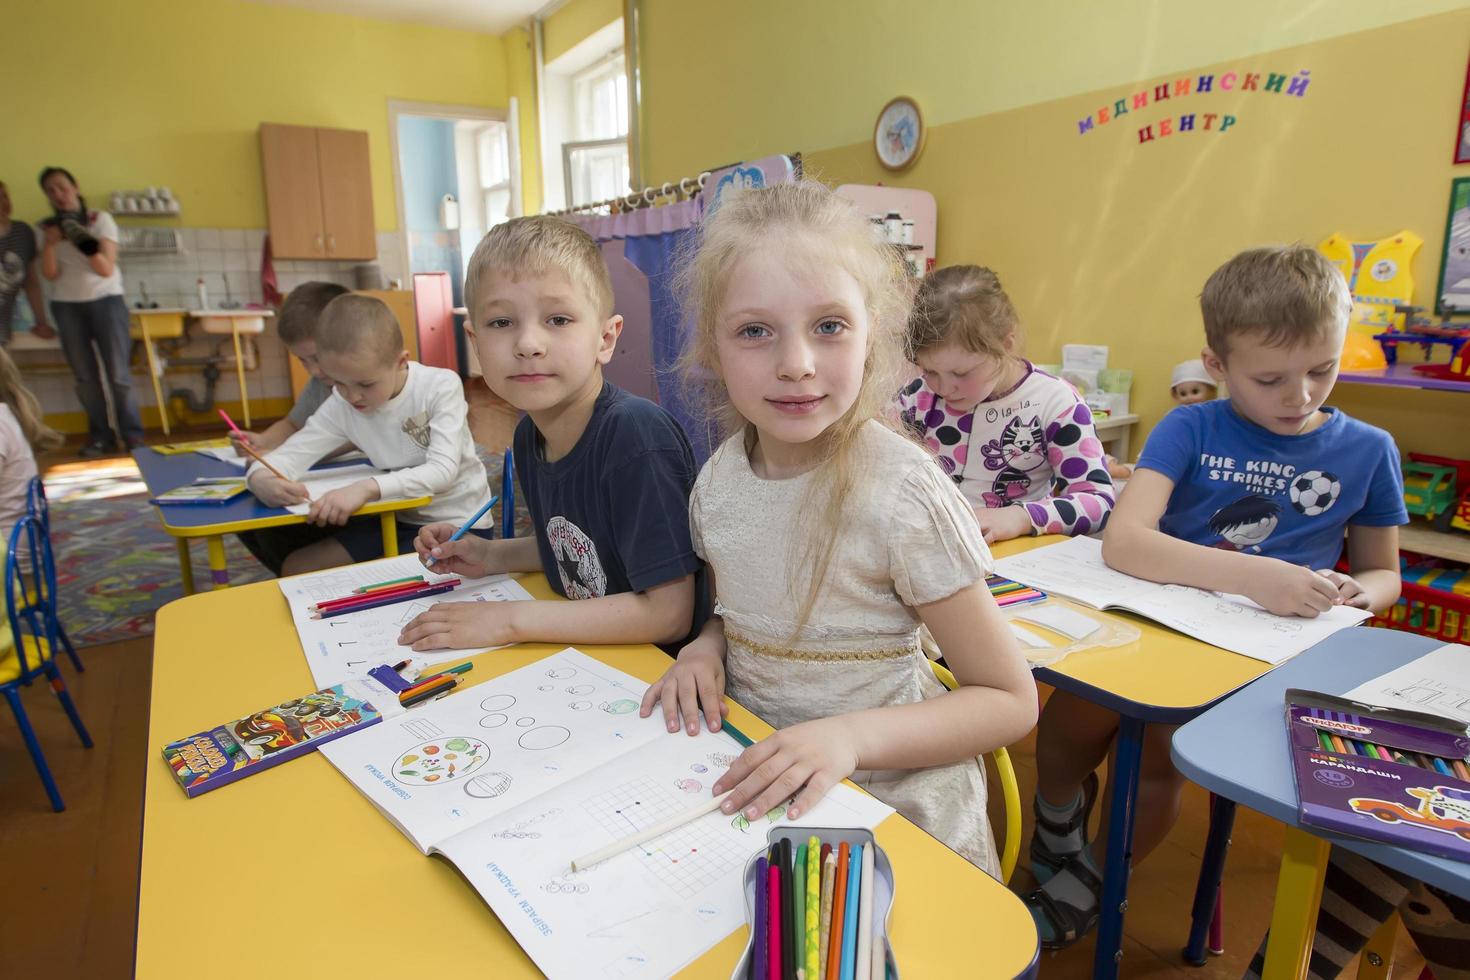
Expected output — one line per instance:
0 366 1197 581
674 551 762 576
638 182 1036 875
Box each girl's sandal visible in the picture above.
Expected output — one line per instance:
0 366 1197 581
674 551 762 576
1029 770 1099 883
1023 851 1104 950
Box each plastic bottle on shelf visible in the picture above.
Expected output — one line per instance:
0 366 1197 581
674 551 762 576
196 277 210 310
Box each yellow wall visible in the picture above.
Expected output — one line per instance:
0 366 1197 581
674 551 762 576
640 0 1467 183
640 3 1470 458
503 27 543 216
1 0 517 231
545 0 623 64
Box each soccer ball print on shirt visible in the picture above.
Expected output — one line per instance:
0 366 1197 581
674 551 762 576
546 516 608 599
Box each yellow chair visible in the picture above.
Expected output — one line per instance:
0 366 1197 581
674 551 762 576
930 658 1022 884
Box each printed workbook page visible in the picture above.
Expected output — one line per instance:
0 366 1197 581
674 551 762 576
993 536 1370 663
278 554 535 686
318 648 666 853
435 730 892 980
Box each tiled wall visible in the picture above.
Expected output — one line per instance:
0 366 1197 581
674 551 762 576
28 228 408 421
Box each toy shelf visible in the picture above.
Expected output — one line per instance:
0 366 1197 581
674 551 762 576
1399 519 1470 564
1338 362 1470 394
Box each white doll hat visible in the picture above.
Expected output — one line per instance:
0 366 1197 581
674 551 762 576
1171 359 1215 389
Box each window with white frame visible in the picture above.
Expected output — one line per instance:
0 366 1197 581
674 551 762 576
564 51 630 208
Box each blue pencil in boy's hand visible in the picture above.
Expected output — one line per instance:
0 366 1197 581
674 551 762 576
424 496 498 567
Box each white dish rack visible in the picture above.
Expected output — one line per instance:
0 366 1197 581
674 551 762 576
118 226 183 255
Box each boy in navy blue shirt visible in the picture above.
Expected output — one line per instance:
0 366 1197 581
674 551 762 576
398 216 702 652
1020 244 1406 950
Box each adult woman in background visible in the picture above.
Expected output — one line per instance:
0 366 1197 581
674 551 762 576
38 166 143 457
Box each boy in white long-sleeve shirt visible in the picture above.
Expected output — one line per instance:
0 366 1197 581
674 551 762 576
247 294 492 575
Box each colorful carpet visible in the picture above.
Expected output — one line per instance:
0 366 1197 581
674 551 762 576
44 450 531 649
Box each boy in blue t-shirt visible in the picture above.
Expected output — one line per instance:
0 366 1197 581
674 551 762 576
1021 244 1406 950
397 216 702 652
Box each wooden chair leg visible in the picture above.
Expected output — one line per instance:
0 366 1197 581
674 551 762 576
1355 911 1399 980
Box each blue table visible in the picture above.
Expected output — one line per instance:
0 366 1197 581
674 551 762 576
1173 628 1470 978
132 448 429 592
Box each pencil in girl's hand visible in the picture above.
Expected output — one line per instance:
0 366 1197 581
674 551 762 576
238 439 293 485
424 495 499 566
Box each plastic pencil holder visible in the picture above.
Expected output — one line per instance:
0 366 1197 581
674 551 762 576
732 825 899 980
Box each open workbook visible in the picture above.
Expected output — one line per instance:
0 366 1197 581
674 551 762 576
279 553 536 687
992 536 1372 664
318 648 892 980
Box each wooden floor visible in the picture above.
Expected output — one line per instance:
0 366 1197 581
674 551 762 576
0 406 1429 978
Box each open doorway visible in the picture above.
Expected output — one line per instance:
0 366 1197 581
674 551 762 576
388 100 520 307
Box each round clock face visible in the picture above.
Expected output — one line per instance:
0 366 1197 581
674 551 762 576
875 98 923 170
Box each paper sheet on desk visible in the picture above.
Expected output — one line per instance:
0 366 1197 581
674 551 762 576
1343 643 1470 725
195 446 247 466
279 553 536 687
278 463 414 515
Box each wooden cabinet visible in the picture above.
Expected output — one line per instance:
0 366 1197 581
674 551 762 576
260 123 376 261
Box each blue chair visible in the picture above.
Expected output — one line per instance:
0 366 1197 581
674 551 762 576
24 476 83 673
3 514 93 811
500 448 515 539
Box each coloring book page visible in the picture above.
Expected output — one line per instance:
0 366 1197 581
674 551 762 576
279 553 536 687
1345 643 1470 725
436 725 893 980
993 536 1371 664
318 648 666 852
278 463 413 515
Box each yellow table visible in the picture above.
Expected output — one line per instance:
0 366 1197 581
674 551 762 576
138 574 1042 978
992 536 1276 978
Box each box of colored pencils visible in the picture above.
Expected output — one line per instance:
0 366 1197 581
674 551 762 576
987 575 1046 608
733 826 898 980
1286 688 1470 861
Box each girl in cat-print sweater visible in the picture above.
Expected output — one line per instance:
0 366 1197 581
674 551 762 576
896 266 1115 543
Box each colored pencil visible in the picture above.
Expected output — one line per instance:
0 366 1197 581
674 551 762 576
855 844 874 980
314 581 458 619
218 407 246 437
769 860 782 980
840 845 862 980
818 853 836 975
794 844 807 979
1316 731 1334 753
425 495 499 565
570 790 734 871
806 835 821 980
1433 756 1455 777
399 678 455 708
781 838 796 980
356 575 424 594
1392 750 1415 766
1454 758 1470 782
398 675 456 703
1328 734 1349 754
1417 753 1439 770
401 678 458 708
237 438 292 484
827 844 850 980
1361 742 1381 761
754 855 768 980
391 659 411 672
400 662 474 694
313 578 455 611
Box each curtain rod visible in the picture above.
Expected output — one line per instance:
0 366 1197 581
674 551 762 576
546 171 710 217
